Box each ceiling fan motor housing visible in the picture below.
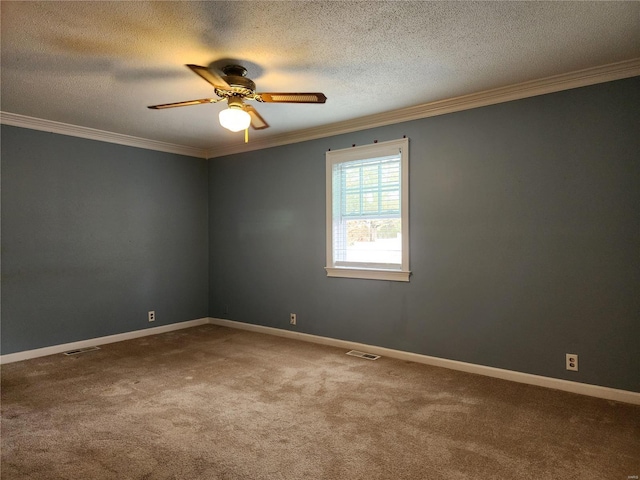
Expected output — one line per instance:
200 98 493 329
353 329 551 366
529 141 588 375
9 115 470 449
218 65 256 98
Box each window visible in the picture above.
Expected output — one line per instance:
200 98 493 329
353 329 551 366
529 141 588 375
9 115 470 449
325 138 410 281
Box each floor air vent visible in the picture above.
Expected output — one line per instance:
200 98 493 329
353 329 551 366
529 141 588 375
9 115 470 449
346 350 380 360
63 346 100 356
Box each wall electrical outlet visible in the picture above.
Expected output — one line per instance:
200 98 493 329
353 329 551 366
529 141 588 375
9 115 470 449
148 311 155 322
290 313 297 325
566 353 578 371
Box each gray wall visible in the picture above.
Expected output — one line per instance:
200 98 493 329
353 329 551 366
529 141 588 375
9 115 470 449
1 126 209 354
2 77 638 392
209 77 640 392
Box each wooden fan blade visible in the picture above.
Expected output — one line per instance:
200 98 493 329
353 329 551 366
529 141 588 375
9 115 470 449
257 92 327 104
187 64 231 90
148 98 221 109
244 105 269 130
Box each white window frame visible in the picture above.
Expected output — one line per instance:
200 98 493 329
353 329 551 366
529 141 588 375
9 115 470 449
325 137 410 282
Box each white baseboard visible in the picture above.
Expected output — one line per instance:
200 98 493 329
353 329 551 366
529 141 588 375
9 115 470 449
0 318 209 365
208 317 640 406
3 316 637 405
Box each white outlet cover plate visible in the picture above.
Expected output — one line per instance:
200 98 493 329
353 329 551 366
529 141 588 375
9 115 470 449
566 353 578 371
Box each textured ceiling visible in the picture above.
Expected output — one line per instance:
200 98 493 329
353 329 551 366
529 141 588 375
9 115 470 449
1 1 639 154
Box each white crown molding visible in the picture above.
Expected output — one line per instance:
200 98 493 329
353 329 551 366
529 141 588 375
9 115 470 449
2 59 638 160
208 318 640 405
206 57 640 159
0 112 208 159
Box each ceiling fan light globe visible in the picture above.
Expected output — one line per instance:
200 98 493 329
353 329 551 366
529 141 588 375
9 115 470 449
219 108 251 132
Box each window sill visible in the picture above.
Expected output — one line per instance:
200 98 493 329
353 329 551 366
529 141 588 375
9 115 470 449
325 267 411 282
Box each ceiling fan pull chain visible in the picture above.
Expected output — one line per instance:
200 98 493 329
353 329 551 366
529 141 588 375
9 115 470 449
245 128 249 144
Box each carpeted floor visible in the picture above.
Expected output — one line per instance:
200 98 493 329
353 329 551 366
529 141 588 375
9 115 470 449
1 324 639 479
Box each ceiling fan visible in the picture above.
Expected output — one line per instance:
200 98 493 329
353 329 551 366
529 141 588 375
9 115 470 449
148 64 327 133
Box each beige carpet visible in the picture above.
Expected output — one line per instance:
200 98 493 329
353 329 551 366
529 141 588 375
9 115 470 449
1 324 638 479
